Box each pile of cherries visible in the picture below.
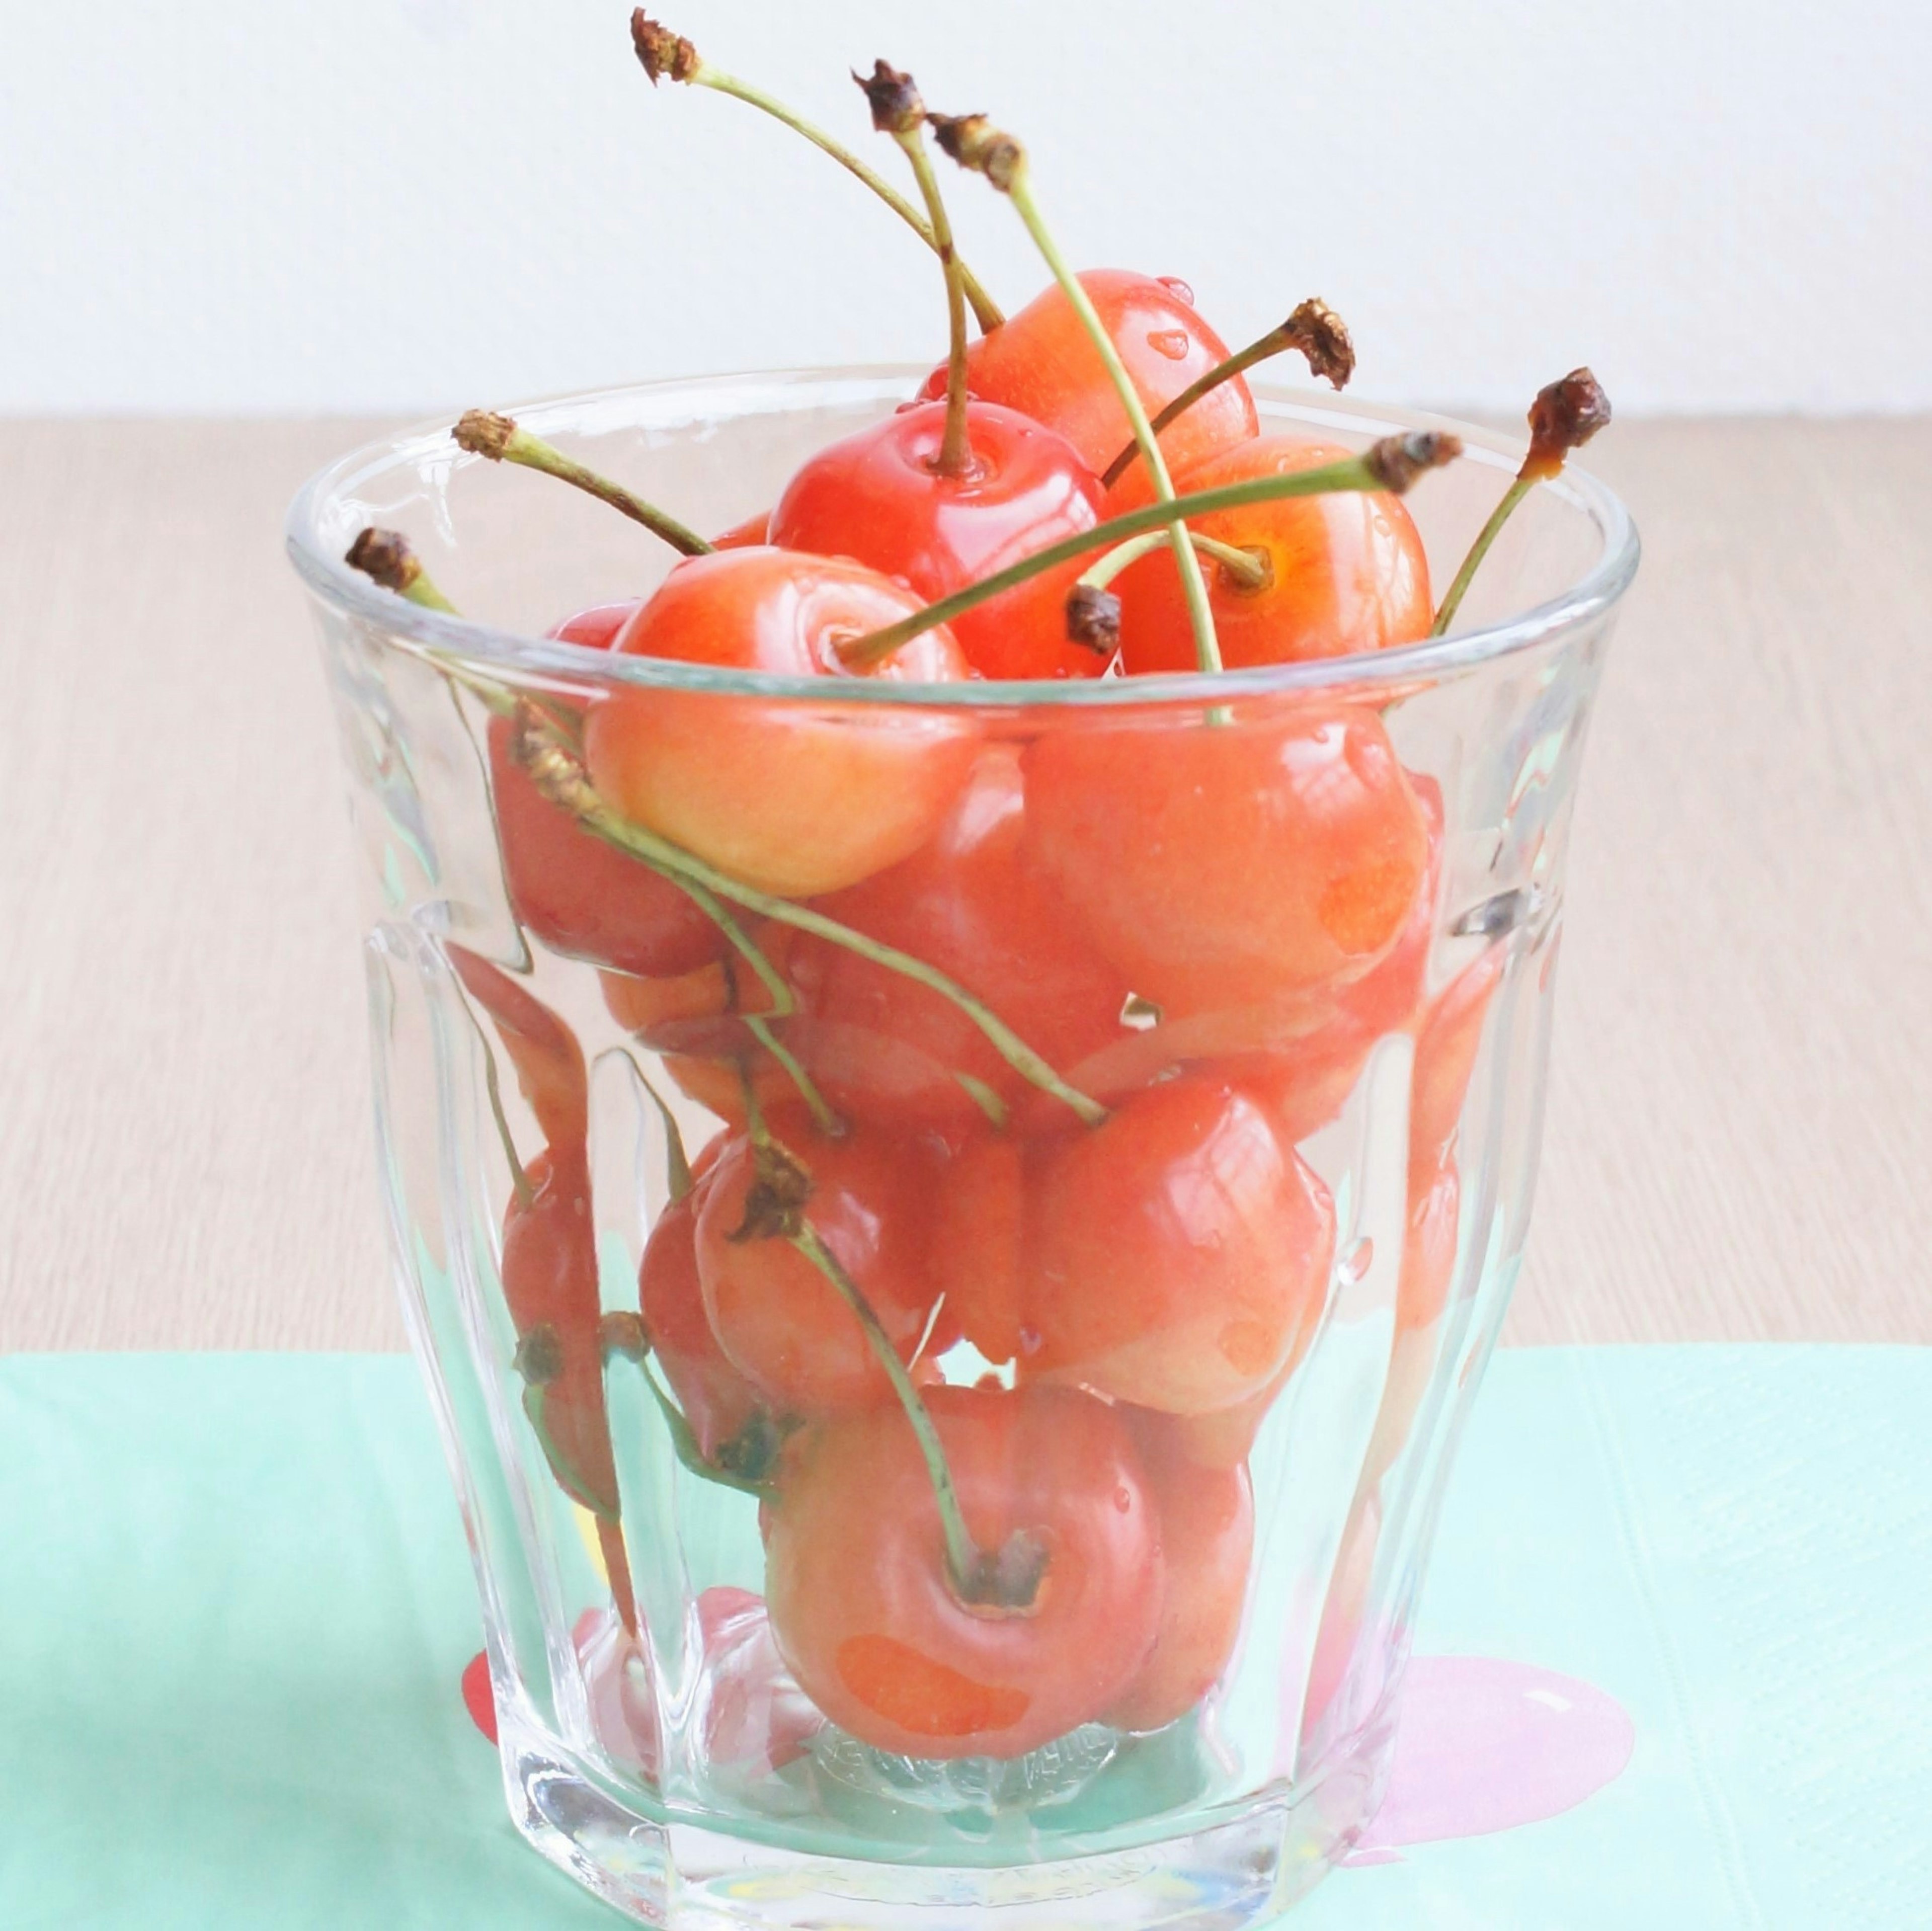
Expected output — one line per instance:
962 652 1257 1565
352 19 1607 1768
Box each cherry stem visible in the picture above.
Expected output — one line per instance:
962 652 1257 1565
1429 476 1530 637
513 721 1109 1127
631 15 1002 332
838 434 1459 666
347 527 458 611
787 1220 981 1594
637 1356 776 1500
469 1003 536 1210
453 412 712 557
991 147 1222 674
744 1013 844 1138
1431 367 1610 637
896 125 974 478
1078 528 1267 595
1098 298 1356 490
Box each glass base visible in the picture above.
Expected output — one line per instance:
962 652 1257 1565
500 1706 1393 1929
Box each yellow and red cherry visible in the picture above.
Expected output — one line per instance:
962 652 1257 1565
711 509 771 549
1410 942 1506 1175
637 1166 771 1463
489 602 726 979
770 400 1109 680
585 548 979 898
1027 1075 1337 1415
918 269 1257 508
1024 705 1431 1015
446 944 589 1156
775 746 1132 1133
693 1119 954 1414
1114 436 1432 674
763 1385 1163 1759
1106 1411 1254 1733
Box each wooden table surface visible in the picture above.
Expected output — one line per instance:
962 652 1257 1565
3 418 1928 1353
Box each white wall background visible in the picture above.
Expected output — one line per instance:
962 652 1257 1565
3 0 1927 415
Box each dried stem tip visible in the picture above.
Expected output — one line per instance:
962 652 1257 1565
854 59 923 134
346 526 425 596
1522 367 1611 481
1363 431 1464 495
630 11 698 84
1065 583 1122 656
453 409 517 462
1281 298 1355 389
930 113 1024 192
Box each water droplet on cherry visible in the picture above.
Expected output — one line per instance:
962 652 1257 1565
1018 1325 1043 1357
1114 1485 1133 1513
1146 329 1191 361
1156 276 1196 306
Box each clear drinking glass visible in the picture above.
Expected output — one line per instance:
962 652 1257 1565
287 371 1636 1928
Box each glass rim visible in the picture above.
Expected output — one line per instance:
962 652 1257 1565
285 365 1640 709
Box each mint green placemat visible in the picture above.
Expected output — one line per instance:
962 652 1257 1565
2 1348 1927 1927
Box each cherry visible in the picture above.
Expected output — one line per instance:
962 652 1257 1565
1106 1413 1254 1732
771 746 1133 1132
1114 437 1431 674
584 548 979 898
501 1150 619 1520
1027 1075 1336 1414
446 945 589 1163
764 1384 1162 1758
661 1049 797 1131
488 603 725 979
930 1131 1028 1364
770 400 1109 680
711 509 771 549
637 1166 771 1463
1013 776 1440 1142
1410 943 1506 1174
694 1119 955 1413
917 269 1257 510
1357 1157 1464 1491
1023 705 1430 1015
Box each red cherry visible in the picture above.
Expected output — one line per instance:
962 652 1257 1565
501 1148 619 1520
694 1122 954 1414
660 1050 798 1132
1115 437 1432 674
771 400 1110 680
585 548 979 898
712 510 771 549
637 1171 770 1462
446 945 588 1158
1106 1415 1254 1732
919 269 1257 509
488 602 725 979
1027 1076 1336 1414
460 1649 499 1744
930 1131 1028 1364
772 747 1133 1133
1410 943 1506 1173
1024 707 1430 1014
1358 1157 1463 1490
764 1385 1163 1759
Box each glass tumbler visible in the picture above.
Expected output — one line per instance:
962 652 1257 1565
287 370 1636 1928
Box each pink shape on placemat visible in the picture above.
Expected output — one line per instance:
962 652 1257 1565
1344 1654 1634 1864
